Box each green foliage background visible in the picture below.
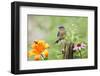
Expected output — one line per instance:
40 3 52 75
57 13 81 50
27 15 88 60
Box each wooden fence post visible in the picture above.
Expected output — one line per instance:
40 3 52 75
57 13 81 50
60 39 73 59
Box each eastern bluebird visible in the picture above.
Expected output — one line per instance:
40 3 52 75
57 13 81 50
55 25 66 43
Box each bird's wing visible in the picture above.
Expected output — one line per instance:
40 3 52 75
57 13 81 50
57 32 60 37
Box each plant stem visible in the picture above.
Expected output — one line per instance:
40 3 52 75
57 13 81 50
79 50 82 58
41 54 44 60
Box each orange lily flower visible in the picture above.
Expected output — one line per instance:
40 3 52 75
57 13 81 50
28 40 49 60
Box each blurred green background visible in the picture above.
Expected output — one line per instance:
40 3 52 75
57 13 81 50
27 15 88 60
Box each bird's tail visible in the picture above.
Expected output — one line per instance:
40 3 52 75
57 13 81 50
55 38 62 43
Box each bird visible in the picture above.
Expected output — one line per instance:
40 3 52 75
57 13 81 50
55 25 73 59
55 25 66 44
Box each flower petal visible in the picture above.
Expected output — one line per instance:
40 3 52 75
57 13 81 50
45 43 49 48
42 49 48 58
34 55 41 60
